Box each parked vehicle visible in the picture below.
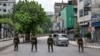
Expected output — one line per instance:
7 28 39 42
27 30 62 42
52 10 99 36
52 33 69 46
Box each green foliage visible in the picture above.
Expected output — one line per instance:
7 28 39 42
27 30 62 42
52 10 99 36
85 32 91 39
0 18 14 30
74 24 80 37
40 17 53 34
13 0 48 34
74 32 80 37
0 18 13 26
34 26 43 34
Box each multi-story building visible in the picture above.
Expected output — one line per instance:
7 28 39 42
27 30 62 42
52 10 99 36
0 0 15 15
0 0 15 38
72 0 78 29
54 2 67 32
91 0 100 42
60 0 74 39
77 0 91 38
54 2 67 19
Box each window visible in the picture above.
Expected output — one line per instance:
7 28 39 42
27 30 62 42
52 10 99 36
84 10 88 16
74 8 77 13
3 3 6 6
79 0 83 2
79 9 84 17
3 9 6 12
84 7 89 16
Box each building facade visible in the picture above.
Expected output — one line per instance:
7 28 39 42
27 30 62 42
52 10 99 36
72 0 78 29
0 0 15 15
54 2 67 32
77 0 91 38
0 0 15 38
91 0 100 42
60 0 74 39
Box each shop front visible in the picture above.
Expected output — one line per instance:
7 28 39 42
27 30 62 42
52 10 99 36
92 22 100 42
92 14 100 42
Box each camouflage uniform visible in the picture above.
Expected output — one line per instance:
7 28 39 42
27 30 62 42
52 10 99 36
47 35 54 52
77 38 84 52
13 35 20 51
31 36 37 52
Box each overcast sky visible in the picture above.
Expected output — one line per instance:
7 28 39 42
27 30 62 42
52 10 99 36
16 0 68 12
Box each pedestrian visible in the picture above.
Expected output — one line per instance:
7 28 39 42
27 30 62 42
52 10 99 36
47 35 54 52
31 34 37 52
77 37 84 52
13 34 20 51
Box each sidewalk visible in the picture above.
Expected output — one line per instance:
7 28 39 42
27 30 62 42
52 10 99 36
0 38 13 42
0 38 23 51
69 41 100 50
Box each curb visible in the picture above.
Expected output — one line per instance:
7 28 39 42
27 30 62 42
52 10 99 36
84 46 100 50
0 39 24 51
69 42 100 50
0 43 13 51
0 38 13 42
0 42 24 51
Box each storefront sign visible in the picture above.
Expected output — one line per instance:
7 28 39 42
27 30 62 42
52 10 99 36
92 14 100 23
92 14 100 27
92 21 100 27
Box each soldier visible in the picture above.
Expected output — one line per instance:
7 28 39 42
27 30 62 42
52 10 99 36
31 34 37 52
77 37 84 52
47 35 54 52
13 34 20 51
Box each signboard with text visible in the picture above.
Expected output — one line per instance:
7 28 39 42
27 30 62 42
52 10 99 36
92 14 100 23
92 14 100 27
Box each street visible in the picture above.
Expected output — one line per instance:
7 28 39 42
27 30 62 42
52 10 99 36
0 36 100 56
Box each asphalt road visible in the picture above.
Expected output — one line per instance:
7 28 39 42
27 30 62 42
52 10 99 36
0 36 100 56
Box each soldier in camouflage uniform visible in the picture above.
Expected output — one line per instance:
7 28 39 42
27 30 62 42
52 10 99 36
13 34 20 51
47 35 54 52
77 38 84 52
31 35 37 52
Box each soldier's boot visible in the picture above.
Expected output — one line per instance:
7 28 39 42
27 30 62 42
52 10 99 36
48 45 50 52
81 45 84 52
14 45 16 51
35 45 37 52
17 45 19 51
31 44 33 52
14 45 17 51
51 45 53 52
79 45 80 52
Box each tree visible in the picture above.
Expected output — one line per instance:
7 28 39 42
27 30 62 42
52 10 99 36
40 17 53 34
74 24 80 39
0 14 14 32
13 0 48 41
85 32 91 39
